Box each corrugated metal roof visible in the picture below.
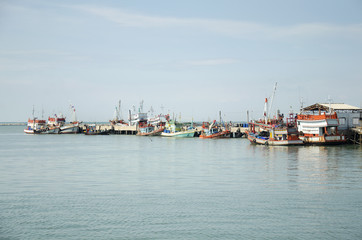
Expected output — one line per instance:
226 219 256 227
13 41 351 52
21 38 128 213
319 103 361 110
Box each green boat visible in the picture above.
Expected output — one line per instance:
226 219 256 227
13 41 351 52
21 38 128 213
161 117 195 138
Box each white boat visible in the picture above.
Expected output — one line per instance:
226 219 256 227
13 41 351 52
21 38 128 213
246 122 303 146
60 124 80 134
59 104 81 134
297 105 346 145
24 118 47 134
161 129 196 137
24 106 47 134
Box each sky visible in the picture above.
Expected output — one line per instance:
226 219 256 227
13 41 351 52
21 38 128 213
1 0 362 122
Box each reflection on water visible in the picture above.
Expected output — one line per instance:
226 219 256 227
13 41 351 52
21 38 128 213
251 144 362 191
1 126 362 239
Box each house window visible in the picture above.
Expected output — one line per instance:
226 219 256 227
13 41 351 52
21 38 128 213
339 118 346 125
352 118 359 125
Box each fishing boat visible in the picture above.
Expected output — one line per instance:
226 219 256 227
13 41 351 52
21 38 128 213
59 104 81 134
297 104 346 144
60 123 80 134
34 125 60 134
161 116 195 138
199 120 230 139
246 122 303 146
24 106 47 134
85 125 110 135
137 122 164 136
110 100 128 126
24 118 47 134
34 114 65 134
245 83 303 146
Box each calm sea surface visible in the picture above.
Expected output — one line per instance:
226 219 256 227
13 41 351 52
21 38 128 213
1 126 362 239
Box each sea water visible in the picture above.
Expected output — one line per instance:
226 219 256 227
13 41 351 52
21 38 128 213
0 126 361 239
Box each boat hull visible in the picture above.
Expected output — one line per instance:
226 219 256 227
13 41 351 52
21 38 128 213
199 130 231 139
247 132 304 146
137 128 164 136
299 135 346 145
60 125 80 134
24 129 35 134
161 130 195 138
34 127 61 134
85 131 110 135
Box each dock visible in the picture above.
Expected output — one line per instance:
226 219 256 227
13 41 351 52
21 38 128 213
80 124 249 138
350 127 362 145
81 124 138 135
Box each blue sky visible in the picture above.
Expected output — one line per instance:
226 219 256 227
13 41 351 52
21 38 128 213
1 0 361 122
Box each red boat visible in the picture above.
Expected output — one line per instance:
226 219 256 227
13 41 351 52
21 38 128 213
199 120 230 139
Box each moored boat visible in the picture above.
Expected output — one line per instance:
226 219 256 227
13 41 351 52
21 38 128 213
85 125 110 135
245 90 304 146
60 123 80 134
246 122 303 146
297 106 346 145
34 125 61 134
199 120 230 139
137 124 164 136
161 129 196 137
161 116 195 138
24 106 47 134
59 104 81 134
24 118 47 134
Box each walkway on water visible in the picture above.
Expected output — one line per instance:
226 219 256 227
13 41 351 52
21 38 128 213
80 124 249 138
350 127 362 145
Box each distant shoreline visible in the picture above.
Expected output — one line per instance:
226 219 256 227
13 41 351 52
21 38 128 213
0 123 27 126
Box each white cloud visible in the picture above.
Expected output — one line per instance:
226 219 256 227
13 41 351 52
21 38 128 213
71 5 362 39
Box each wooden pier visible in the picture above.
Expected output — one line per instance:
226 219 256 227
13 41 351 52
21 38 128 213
350 127 362 145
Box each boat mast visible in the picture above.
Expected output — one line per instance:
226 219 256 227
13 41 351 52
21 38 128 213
264 98 268 124
327 95 332 113
118 100 122 120
69 103 77 123
139 100 144 113
268 82 277 120
300 97 304 113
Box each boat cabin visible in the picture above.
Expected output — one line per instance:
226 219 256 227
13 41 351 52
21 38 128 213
301 103 362 131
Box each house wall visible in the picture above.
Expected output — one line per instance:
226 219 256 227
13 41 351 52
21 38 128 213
336 111 361 130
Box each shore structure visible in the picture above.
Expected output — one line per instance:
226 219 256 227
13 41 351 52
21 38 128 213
18 97 361 142
297 103 362 144
350 127 362 145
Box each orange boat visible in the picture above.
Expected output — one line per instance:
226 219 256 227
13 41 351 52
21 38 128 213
297 106 346 145
199 120 230 139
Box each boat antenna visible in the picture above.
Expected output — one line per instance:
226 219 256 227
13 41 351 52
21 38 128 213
327 95 333 113
160 105 165 114
118 100 122 120
140 100 144 113
32 105 35 119
300 97 304 113
268 82 277 120
263 98 268 124
69 102 77 122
